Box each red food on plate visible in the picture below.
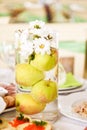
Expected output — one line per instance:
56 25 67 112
9 118 28 127
24 123 45 130
84 127 87 130
9 113 30 128
0 83 16 95
4 114 52 130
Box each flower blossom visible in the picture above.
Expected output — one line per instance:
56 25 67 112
29 20 45 30
33 38 51 55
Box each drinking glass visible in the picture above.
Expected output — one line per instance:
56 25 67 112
0 41 15 83
15 20 59 123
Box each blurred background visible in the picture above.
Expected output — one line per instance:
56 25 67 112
0 0 87 83
0 0 87 23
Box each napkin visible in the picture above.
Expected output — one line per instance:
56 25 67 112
59 73 82 89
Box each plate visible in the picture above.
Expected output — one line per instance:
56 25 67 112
17 86 31 92
58 83 87 95
59 91 87 123
59 76 84 91
58 78 87 95
59 85 81 91
3 107 15 113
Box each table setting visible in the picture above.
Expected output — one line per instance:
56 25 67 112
0 20 87 130
0 71 87 130
1 81 87 130
57 68 87 130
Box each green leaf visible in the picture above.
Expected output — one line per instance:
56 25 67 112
33 120 47 126
17 113 24 120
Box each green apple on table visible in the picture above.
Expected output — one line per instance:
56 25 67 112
16 63 44 87
30 48 58 71
31 80 58 103
16 93 46 115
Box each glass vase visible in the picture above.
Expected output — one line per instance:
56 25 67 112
15 20 59 123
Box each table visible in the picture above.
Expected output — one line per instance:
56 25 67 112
1 98 87 130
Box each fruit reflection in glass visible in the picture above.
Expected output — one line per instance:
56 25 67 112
15 20 58 123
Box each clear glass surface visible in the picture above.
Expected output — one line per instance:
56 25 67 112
15 20 59 123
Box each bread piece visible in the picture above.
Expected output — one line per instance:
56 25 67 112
3 95 15 108
2 124 16 130
0 118 8 129
44 122 52 130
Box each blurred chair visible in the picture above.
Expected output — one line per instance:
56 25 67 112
59 57 74 74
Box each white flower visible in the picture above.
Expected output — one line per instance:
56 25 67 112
29 27 47 40
43 29 58 47
33 38 51 55
43 29 55 40
29 28 43 38
20 41 34 59
29 20 46 40
15 20 58 57
29 20 45 30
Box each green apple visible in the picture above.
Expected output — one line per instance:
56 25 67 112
16 63 44 87
31 80 58 103
30 47 58 71
16 93 46 115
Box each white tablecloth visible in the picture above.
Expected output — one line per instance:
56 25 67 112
54 113 86 130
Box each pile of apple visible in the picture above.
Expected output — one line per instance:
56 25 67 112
15 20 58 115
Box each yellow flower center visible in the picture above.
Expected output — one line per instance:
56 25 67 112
39 44 44 49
